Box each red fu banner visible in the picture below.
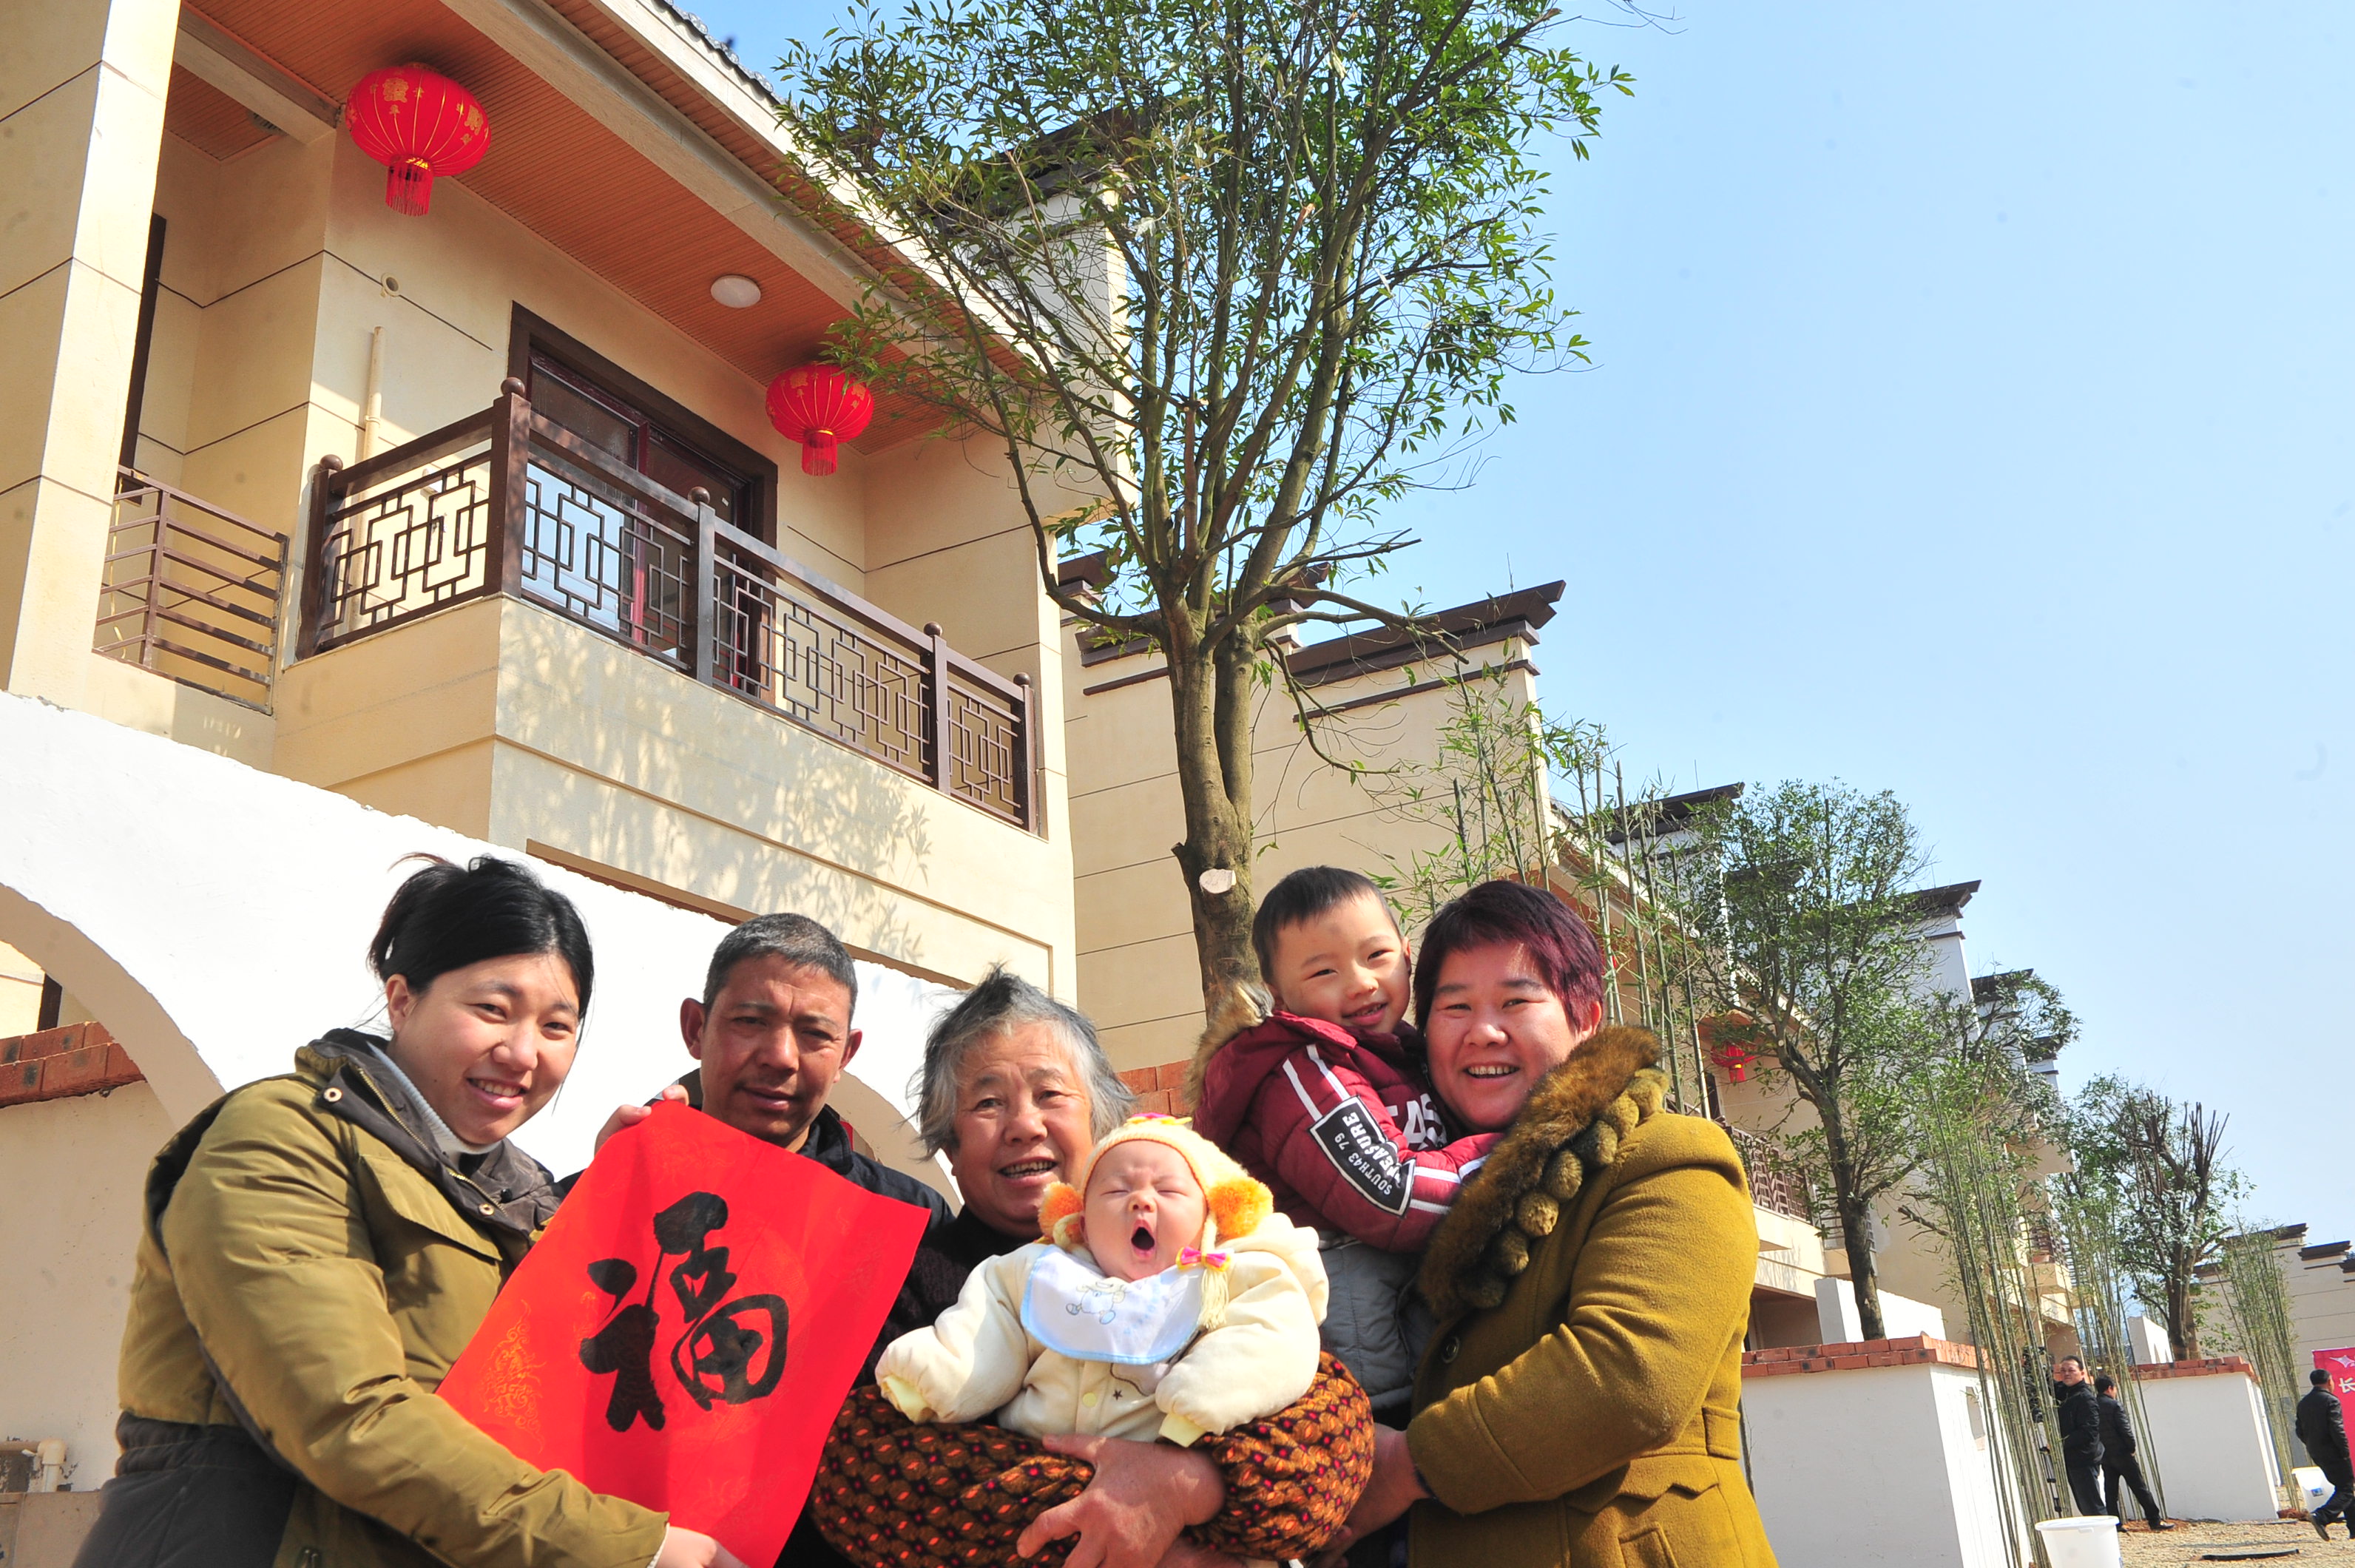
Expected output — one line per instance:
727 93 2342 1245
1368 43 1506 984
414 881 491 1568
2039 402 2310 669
442 1101 931 1564
2320 1347 2355 1449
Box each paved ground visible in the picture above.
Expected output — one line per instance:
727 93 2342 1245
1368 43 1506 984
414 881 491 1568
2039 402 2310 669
2115 1518 2355 1564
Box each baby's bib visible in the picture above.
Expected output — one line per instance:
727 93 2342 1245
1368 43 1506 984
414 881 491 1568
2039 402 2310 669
1021 1247 1206 1365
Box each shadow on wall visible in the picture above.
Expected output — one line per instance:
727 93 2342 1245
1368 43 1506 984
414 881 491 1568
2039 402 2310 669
496 606 948 972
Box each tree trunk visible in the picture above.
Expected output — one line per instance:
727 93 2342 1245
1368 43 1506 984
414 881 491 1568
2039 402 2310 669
1165 622 1262 1007
2163 1271 2199 1361
1822 1121 1888 1341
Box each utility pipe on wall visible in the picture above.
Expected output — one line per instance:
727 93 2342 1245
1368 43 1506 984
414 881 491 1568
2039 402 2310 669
359 325 385 459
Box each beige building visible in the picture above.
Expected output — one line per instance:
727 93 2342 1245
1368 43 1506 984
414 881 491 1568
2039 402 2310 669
1060 570 1561 1079
1 0 1085 1495
2199 1224 2355 1368
5 0 1076 1002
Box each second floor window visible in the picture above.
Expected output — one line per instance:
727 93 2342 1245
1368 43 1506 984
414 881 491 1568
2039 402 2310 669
527 354 755 529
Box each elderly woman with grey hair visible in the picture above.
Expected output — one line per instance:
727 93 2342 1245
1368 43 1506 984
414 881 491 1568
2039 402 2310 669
804 967 1374 1568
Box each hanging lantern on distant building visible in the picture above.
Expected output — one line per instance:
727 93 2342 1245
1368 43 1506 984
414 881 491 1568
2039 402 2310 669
766 365 875 476
345 64 490 217
1702 1010 1761 1084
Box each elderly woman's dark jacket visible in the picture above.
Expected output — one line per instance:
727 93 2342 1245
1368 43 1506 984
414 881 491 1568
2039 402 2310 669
1405 1027 1777 1568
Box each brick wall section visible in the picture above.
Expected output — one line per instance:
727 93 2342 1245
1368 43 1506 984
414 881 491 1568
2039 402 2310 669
2132 1356 2257 1381
0 1022 143 1107
1742 1334 1984 1378
1118 1059 1195 1117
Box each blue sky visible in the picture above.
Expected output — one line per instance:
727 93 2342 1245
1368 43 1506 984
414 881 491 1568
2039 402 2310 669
701 0 2353 1247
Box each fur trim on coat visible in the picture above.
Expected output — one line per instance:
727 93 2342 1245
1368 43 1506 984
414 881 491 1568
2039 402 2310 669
1416 1027 1669 1322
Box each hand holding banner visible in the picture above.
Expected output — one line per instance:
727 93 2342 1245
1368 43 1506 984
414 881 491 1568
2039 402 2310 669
441 1102 932 1565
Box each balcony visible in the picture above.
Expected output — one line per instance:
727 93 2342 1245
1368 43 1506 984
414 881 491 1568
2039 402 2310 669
95 470 289 711
1720 1120 1817 1223
296 379 1037 830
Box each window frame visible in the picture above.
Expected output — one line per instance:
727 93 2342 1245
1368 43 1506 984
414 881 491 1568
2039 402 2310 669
505 305 779 543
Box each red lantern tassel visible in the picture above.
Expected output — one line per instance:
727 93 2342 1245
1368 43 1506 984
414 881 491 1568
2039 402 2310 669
800 430 839 476
386 158 435 217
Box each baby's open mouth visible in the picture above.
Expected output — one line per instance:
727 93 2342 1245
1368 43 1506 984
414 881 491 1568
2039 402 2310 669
1130 1223 1155 1253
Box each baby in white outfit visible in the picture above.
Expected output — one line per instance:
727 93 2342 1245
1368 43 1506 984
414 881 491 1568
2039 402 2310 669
876 1114 1326 1446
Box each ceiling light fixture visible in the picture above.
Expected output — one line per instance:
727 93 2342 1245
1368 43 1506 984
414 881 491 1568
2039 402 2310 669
710 274 763 308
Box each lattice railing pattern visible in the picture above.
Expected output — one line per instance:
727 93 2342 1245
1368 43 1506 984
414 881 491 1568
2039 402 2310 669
946 676 1023 821
314 445 494 645
520 462 694 669
1720 1121 1816 1222
712 550 930 776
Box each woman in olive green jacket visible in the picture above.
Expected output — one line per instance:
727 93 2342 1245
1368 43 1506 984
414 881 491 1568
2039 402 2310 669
1329 881 1777 1568
76 857 740 1568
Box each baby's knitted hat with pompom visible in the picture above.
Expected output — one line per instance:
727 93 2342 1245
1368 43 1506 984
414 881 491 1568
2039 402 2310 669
1036 1113 1273 1252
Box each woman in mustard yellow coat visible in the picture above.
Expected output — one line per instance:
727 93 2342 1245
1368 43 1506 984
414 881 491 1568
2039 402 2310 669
1331 880 1777 1568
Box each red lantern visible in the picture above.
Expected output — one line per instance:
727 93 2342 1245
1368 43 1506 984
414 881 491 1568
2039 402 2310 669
766 365 875 476
345 64 490 217
1703 1010 1761 1083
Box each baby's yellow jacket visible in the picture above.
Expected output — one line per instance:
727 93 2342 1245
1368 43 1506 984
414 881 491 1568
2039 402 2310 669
876 1212 1327 1445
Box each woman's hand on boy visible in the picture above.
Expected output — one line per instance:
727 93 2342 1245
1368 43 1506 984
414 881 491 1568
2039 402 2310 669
1016 1433 1223 1568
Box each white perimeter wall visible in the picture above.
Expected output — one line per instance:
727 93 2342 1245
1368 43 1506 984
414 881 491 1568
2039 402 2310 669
1746 1362 2020 1568
0 1086 176 1480
2137 1373 2280 1521
0 693 970 1476
1814 1279 1949 1343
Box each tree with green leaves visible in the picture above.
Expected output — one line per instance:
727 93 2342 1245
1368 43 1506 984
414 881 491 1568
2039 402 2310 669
1659 780 1950 1341
777 0 1629 1005
2065 1078 2242 1360
1902 1000 2077 1544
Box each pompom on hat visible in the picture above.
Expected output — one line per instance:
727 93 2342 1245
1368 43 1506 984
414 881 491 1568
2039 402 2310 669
1037 1113 1273 1252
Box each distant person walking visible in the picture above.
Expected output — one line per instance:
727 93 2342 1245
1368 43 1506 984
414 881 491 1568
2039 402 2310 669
2299 1368 2353 1541
2092 1373 2169 1531
2052 1356 2107 1516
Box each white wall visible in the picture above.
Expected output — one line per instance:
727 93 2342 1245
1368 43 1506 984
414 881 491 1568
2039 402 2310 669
1746 1361 2022 1568
2129 1315 2172 1365
0 692 956 1178
1815 1278 1949 1343
2136 1371 2280 1521
0 692 976 1479
0 1086 178 1482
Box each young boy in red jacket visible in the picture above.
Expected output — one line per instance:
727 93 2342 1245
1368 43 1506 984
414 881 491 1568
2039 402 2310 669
1186 866 1496 1416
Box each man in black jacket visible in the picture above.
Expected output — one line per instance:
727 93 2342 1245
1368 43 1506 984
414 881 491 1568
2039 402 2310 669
2299 1368 2353 1540
2092 1373 2169 1530
2052 1356 2107 1515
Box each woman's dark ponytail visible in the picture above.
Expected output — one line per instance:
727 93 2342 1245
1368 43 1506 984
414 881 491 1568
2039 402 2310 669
368 855 595 1014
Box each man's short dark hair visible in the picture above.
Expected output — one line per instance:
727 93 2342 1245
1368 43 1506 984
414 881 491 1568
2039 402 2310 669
2093 1373 2116 1393
2059 1355 2085 1369
2318 1368 2334 1388
1251 866 1399 979
703 913 858 1015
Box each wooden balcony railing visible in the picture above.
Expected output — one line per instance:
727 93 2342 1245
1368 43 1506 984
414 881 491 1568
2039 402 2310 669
297 379 1037 830
95 467 290 709
1720 1121 1816 1222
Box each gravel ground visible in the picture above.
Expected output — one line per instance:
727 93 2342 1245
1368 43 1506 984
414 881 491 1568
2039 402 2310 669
2113 1518 2355 1564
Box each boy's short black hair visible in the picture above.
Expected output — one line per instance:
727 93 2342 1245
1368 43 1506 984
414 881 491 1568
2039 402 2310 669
2093 1373 2116 1393
1251 866 1399 979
